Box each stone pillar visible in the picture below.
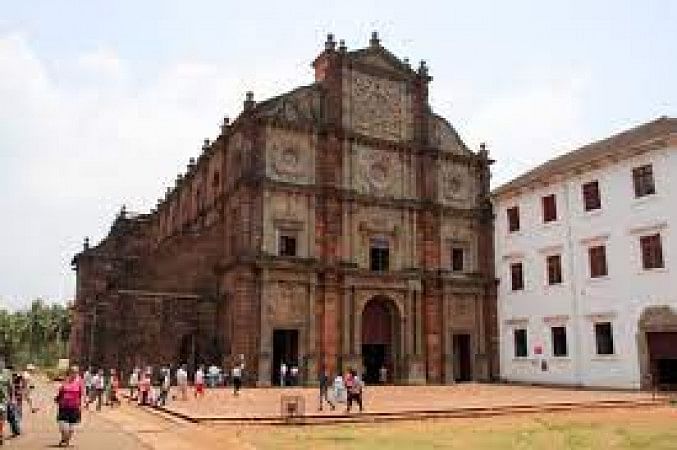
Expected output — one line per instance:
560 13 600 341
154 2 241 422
405 281 426 384
257 269 272 386
305 276 318 384
474 294 489 381
443 289 455 384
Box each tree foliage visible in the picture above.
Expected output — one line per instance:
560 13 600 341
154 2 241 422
0 299 71 368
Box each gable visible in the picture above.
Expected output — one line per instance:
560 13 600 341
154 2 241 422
349 47 413 78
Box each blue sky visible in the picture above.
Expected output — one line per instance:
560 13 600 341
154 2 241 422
0 0 675 308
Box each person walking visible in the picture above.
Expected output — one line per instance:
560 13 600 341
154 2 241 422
194 366 205 399
55 367 84 447
176 365 188 401
128 368 139 402
157 368 171 407
93 369 105 411
0 361 11 445
83 368 93 409
346 369 363 413
318 369 335 411
109 369 120 407
139 369 151 406
232 364 242 396
333 372 346 405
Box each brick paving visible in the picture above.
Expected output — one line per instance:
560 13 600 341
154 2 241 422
160 384 656 419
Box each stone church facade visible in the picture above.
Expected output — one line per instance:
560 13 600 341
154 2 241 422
70 33 498 385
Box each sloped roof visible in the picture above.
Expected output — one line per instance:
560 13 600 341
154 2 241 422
492 116 677 198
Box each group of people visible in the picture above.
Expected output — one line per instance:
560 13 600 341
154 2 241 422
0 362 36 445
278 362 301 387
319 368 364 413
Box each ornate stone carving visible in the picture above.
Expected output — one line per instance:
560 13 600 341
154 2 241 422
353 145 400 196
351 72 404 141
267 129 312 183
440 163 473 203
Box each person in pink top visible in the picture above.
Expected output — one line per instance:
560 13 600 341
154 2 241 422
55 367 83 447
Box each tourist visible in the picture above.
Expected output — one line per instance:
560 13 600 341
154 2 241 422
176 365 188 401
318 369 335 411
12 370 25 417
0 360 11 445
207 364 220 388
108 369 120 407
23 364 37 413
93 369 105 411
279 362 287 387
128 367 139 401
55 367 83 447
379 365 388 385
346 369 363 413
194 365 205 398
333 372 346 405
139 369 152 406
232 363 242 396
4 368 21 439
157 368 171 407
290 365 299 386
83 368 93 409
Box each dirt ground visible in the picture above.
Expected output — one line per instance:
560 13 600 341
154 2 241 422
161 383 655 419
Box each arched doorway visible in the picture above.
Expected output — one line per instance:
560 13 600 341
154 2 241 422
361 296 400 384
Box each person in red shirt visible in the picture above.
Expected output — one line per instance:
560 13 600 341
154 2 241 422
55 367 83 447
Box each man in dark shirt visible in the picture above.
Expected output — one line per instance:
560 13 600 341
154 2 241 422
318 369 335 411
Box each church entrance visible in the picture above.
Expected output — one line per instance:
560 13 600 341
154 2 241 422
453 333 472 382
647 332 677 388
361 296 399 384
272 329 299 386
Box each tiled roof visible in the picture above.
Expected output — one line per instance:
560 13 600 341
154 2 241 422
492 116 677 198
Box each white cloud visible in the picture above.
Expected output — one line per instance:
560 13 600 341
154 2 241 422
0 32 305 309
462 70 591 187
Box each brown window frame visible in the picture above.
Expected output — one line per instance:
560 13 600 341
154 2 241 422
542 194 557 223
632 164 655 198
546 254 562 285
582 180 601 211
588 245 608 278
510 262 524 291
640 233 664 270
507 206 520 232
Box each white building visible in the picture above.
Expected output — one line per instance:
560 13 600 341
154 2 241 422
492 117 677 389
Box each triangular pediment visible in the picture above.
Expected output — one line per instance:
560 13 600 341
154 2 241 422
349 47 413 77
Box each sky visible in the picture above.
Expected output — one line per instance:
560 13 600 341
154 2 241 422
0 1 675 309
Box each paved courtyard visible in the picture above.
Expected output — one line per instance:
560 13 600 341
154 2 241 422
160 383 658 420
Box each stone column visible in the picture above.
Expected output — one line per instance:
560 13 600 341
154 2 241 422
306 276 318 384
257 269 272 386
474 294 489 381
406 280 426 384
443 289 455 384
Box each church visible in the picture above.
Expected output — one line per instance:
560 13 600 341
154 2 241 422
69 32 498 385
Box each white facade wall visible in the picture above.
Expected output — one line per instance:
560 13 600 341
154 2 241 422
494 144 677 389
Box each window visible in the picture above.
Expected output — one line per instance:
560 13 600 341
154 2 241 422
451 247 464 272
551 326 568 357
546 254 562 285
510 262 524 291
514 329 527 357
507 206 520 232
588 245 608 278
542 194 557 223
370 237 390 271
582 180 601 211
594 322 614 355
278 234 297 257
632 164 655 198
640 233 664 269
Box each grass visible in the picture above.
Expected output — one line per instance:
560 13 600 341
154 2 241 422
243 407 677 450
